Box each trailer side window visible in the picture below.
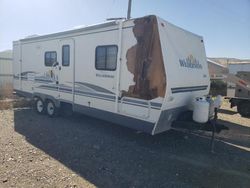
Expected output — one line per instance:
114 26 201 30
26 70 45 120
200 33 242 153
95 45 117 71
62 45 70 66
45 51 57 66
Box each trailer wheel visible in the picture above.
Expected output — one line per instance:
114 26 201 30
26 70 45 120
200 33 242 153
34 98 45 114
237 102 250 117
46 100 58 117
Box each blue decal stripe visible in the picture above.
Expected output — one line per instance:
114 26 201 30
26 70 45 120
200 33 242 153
150 102 162 108
76 89 115 100
121 101 161 110
37 85 162 109
123 98 148 105
38 85 115 102
35 78 53 83
13 76 53 83
171 85 208 93
122 98 162 109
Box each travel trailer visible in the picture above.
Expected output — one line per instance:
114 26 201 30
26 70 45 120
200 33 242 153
13 15 210 135
225 63 250 117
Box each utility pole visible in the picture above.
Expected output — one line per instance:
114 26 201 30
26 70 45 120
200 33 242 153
127 0 132 19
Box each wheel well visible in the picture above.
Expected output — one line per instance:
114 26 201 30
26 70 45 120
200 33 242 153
44 98 52 103
44 98 59 107
33 96 43 102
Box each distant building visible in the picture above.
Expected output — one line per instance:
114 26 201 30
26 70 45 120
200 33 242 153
207 58 227 80
0 50 13 76
228 62 250 74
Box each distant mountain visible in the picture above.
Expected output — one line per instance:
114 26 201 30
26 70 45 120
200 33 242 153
208 57 250 66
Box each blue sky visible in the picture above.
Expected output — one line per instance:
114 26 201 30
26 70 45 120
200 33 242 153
0 0 249 58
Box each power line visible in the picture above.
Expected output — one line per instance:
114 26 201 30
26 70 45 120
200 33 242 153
127 0 132 19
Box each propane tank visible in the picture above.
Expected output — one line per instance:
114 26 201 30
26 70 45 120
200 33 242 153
206 96 215 118
214 95 223 109
193 97 210 123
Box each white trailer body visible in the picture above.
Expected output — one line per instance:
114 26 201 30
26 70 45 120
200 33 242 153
13 15 210 135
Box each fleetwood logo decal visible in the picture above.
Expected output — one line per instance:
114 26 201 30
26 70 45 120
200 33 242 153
179 55 202 69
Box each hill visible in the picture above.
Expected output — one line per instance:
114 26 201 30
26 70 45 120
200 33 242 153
208 57 250 66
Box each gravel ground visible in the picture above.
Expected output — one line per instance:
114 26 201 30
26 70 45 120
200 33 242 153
0 99 249 188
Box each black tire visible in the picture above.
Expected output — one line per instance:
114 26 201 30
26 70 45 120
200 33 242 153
46 100 58 117
237 102 250 117
34 98 45 114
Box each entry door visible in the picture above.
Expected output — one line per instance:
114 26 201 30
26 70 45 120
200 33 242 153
58 39 75 102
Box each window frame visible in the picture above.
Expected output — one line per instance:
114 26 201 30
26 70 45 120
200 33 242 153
95 45 118 71
44 51 57 67
62 45 70 67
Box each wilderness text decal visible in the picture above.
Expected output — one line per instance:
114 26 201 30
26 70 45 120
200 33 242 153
179 55 202 69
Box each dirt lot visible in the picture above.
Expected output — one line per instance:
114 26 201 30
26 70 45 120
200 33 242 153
0 99 250 188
